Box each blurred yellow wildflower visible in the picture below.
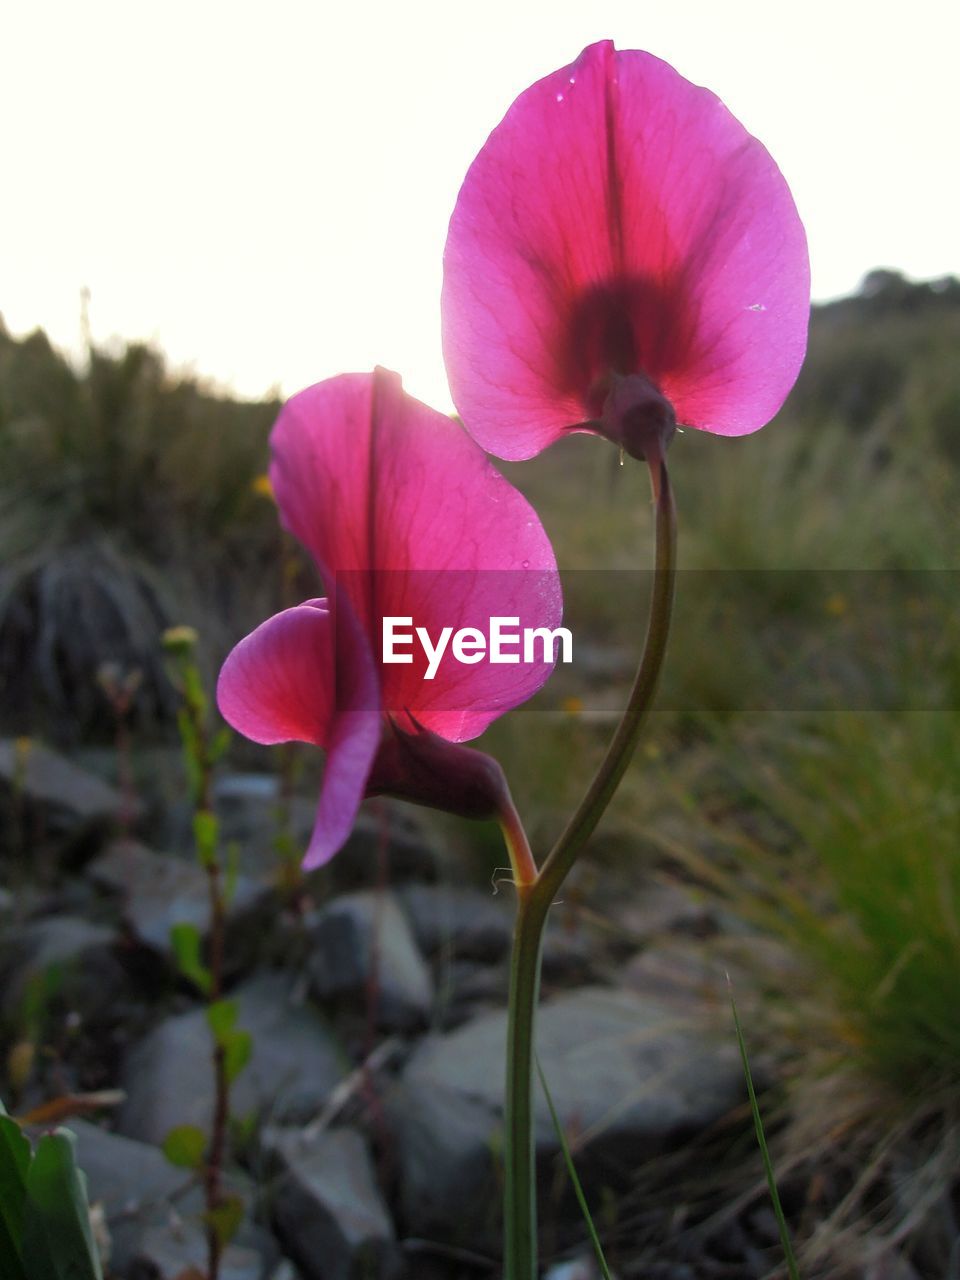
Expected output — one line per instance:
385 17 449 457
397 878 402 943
162 625 199 656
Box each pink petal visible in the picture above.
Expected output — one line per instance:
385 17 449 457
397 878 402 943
442 40 810 458
215 599 381 868
269 369 562 742
268 374 377 599
216 600 334 747
304 700 380 870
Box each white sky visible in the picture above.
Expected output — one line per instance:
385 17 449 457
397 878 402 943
2 0 957 409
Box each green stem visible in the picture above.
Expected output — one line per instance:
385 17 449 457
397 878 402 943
533 457 676 910
504 884 548 1280
502 457 677 1280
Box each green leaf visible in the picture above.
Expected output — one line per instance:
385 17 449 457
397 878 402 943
206 1000 251 1082
535 1054 613 1280
203 1191 244 1248
161 1125 207 1170
21 1128 103 1280
169 923 212 995
206 999 238 1045
210 726 232 764
272 828 298 865
0 1112 30 1280
730 986 800 1280
193 809 219 869
223 1030 253 1085
183 664 207 719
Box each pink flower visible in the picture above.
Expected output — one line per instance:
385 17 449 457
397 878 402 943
442 40 810 462
216 368 561 869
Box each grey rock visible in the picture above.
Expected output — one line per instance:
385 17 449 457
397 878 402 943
326 803 439 888
118 971 346 1145
306 892 433 1032
211 776 437 887
613 882 716 944
212 771 318 877
623 940 732 1007
545 1256 614 1280
262 1127 400 1280
398 884 513 962
625 937 804 1012
389 986 743 1242
127 1222 262 1280
541 915 601 987
67 1120 203 1274
0 915 129 1023
435 958 509 1028
0 737 127 829
87 840 275 976
216 772 286 809
267 1264 304 1280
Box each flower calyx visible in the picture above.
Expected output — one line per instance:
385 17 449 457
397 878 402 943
368 716 513 824
598 373 676 467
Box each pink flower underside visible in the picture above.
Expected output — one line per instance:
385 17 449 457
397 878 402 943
216 370 563 865
215 599 381 868
268 368 562 740
442 40 811 459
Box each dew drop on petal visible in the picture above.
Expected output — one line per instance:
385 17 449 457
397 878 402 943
555 92 564 103
522 559 530 568
747 302 767 312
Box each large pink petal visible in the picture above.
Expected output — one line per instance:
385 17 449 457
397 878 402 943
215 599 381 868
268 374 376 596
269 369 562 741
442 41 810 458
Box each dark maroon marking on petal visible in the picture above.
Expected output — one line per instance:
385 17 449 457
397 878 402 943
559 273 694 418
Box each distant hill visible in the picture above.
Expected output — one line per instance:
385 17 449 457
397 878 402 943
789 270 960 448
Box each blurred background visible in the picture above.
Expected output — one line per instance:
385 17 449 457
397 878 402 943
1 3 958 1278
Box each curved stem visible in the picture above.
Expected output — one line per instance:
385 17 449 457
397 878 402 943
501 457 677 1280
533 457 676 909
499 794 539 887
503 883 548 1280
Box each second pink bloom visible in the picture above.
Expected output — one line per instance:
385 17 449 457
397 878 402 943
217 368 561 868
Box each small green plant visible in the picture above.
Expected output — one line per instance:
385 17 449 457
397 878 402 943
0 1097 103 1280
657 709 960 1269
691 712 960 1090
163 626 249 1280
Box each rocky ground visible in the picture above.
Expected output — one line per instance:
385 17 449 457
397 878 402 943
0 739 924 1280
